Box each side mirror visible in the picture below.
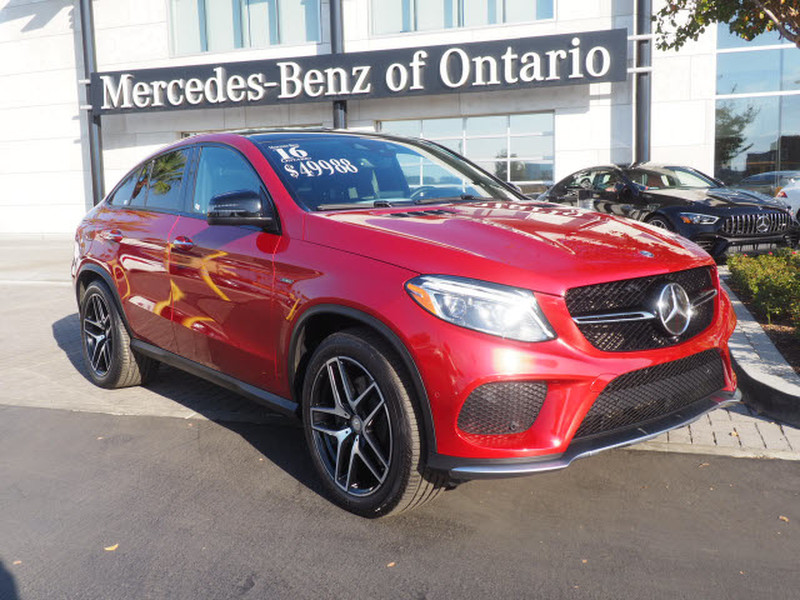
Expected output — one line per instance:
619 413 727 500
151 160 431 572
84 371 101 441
207 190 279 233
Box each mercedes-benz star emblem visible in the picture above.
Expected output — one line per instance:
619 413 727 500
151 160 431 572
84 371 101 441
756 215 770 233
656 283 692 336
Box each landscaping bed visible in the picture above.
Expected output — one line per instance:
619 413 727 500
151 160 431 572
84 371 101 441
726 250 800 375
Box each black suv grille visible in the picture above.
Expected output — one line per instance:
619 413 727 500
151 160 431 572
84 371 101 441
722 211 790 236
574 349 725 439
457 382 547 435
565 267 716 352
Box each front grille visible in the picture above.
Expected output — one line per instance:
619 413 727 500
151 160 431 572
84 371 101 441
574 349 725 439
565 267 715 352
722 211 790 236
457 382 547 435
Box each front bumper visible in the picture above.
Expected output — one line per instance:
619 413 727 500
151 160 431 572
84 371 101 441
687 230 799 257
430 388 741 480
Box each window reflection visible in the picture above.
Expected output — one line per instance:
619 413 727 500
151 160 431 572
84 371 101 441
714 24 800 186
717 50 780 95
372 0 553 35
170 0 320 55
717 24 783 49
381 112 555 190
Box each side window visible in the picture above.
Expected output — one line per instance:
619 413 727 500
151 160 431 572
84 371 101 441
129 164 151 207
145 149 191 211
109 164 149 207
592 169 623 192
563 171 593 191
108 171 137 205
192 145 264 215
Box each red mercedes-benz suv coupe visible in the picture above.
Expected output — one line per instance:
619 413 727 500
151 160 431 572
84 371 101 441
73 131 740 517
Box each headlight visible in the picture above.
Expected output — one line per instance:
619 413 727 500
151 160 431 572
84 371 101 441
405 275 555 342
679 212 719 225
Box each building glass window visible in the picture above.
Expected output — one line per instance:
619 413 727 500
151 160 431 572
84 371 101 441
170 0 320 55
372 0 553 35
714 24 800 186
381 112 554 192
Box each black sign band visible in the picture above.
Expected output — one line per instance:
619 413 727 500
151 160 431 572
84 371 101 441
91 29 627 115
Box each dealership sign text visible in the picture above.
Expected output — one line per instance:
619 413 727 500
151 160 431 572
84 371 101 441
92 30 627 114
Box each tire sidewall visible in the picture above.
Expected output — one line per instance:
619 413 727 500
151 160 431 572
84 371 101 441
647 215 674 231
301 332 416 517
80 281 125 388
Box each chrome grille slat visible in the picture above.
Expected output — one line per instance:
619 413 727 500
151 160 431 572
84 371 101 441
722 210 789 236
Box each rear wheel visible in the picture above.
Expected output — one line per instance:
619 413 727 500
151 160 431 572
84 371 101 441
302 328 444 517
80 280 158 389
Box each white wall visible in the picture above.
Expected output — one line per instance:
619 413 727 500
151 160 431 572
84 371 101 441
649 0 717 173
0 0 88 235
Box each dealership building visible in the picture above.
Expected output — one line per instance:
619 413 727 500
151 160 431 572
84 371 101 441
1 0 797 234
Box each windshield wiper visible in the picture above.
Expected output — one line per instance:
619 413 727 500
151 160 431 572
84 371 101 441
315 203 364 211
316 199 416 211
414 194 493 205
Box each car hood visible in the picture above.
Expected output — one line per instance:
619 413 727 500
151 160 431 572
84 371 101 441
304 201 712 296
643 186 787 209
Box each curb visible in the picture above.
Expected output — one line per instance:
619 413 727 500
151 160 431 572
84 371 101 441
720 275 800 426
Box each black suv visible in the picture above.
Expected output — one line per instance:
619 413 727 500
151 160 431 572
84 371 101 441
539 163 799 258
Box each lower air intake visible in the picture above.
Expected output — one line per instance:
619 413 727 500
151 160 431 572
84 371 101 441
575 349 725 439
458 382 547 436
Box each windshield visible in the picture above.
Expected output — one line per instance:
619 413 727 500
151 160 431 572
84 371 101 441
625 166 719 190
256 134 520 211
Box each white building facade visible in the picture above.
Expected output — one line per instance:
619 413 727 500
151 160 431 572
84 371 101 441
0 0 796 234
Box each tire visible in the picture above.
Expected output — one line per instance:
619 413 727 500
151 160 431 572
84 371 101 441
79 280 158 389
301 328 444 517
646 215 674 231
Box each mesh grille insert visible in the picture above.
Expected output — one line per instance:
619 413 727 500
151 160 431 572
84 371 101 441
565 267 716 352
575 349 725 439
458 382 547 436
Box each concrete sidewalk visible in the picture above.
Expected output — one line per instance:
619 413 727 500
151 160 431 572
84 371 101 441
1 237 798 461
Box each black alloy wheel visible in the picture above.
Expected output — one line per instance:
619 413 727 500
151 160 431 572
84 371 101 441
302 328 444 517
79 280 158 389
647 215 675 231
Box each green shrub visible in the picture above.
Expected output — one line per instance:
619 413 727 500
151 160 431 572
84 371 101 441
727 249 800 328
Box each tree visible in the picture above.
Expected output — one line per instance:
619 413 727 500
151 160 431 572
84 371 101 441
653 0 800 51
715 101 758 171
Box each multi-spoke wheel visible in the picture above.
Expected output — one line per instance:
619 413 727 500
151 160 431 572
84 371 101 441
302 329 444 517
309 356 392 496
83 291 114 377
647 215 674 231
79 281 158 389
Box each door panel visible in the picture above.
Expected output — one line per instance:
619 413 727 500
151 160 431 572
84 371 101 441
168 216 280 390
102 208 179 351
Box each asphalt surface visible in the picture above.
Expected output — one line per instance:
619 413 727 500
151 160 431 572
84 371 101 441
2 404 799 600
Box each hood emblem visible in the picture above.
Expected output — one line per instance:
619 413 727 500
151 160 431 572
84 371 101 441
756 215 770 233
656 283 692 336
639 250 654 258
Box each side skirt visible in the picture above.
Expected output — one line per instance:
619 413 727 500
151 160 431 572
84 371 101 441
131 339 299 419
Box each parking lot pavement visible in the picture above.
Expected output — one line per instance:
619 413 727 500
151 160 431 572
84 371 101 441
2 403 800 600
1 237 797 462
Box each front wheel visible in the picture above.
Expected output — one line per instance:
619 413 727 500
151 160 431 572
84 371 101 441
646 215 675 231
301 329 443 517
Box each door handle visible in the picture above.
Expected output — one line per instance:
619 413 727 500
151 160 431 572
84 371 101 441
104 229 123 243
172 236 195 251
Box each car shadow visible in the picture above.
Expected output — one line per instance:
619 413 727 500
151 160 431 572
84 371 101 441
0 561 19 600
51 313 323 497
